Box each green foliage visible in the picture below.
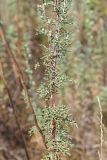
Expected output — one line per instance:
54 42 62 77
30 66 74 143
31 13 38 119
35 0 79 159
28 126 36 137
37 0 77 98
39 106 75 159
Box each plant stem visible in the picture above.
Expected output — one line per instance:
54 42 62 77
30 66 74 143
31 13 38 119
97 96 103 160
0 24 47 149
0 62 30 160
49 0 60 140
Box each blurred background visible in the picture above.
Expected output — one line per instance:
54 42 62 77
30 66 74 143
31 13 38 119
0 0 107 160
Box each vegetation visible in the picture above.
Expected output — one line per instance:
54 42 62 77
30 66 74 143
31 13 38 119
0 0 107 160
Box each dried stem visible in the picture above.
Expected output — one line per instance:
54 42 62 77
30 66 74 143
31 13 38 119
0 24 47 149
97 96 103 160
0 63 30 160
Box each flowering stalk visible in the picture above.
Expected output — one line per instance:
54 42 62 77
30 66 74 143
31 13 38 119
37 0 76 159
50 0 60 140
